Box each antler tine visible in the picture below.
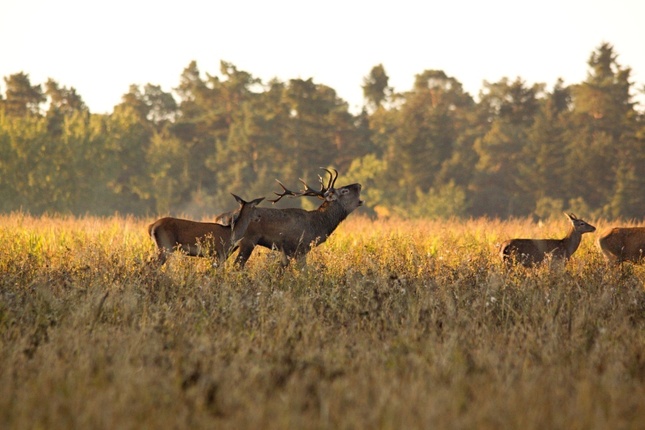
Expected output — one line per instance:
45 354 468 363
298 177 326 198
270 170 336 203
320 167 338 191
316 174 325 191
268 179 299 203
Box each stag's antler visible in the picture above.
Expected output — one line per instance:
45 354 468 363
269 168 339 204
323 167 338 190
268 180 300 203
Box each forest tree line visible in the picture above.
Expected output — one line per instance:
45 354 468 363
1 43 644 220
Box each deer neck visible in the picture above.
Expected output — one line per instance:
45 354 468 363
562 227 583 258
312 201 349 236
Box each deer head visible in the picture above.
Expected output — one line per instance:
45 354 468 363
269 167 363 211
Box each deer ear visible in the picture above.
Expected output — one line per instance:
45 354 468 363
325 192 338 202
232 193 242 203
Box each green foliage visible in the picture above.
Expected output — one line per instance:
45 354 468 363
145 131 190 214
362 64 392 111
384 70 474 205
0 43 644 220
533 196 564 220
1 72 45 117
345 154 387 216
397 181 468 219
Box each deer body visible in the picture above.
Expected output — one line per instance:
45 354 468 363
597 227 645 264
232 169 362 267
148 194 264 266
500 213 596 267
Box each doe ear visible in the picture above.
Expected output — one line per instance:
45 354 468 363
231 193 247 206
251 197 265 206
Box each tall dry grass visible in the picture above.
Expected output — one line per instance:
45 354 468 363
0 213 644 429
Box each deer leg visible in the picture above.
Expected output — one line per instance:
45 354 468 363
279 244 303 267
293 253 308 270
603 251 621 265
208 255 222 269
213 243 237 269
182 243 202 258
149 247 169 266
235 243 255 268
280 251 290 267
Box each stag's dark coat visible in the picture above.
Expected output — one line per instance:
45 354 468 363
231 171 362 267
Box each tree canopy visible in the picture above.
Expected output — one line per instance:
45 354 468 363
1 43 644 220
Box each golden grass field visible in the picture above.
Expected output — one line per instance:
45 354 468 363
1 213 644 429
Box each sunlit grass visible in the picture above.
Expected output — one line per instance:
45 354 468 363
0 213 644 429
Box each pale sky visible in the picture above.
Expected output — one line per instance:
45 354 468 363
2 0 644 114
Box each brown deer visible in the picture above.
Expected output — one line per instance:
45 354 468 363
231 168 363 268
148 194 264 266
597 226 645 264
499 213 596 267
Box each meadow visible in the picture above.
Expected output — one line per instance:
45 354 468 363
0 213 644 429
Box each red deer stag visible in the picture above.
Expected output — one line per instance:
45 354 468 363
231 168 362 268
500 213 596 267
148 194 264 266
597 226 645 264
